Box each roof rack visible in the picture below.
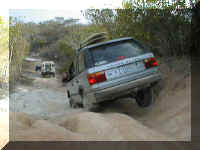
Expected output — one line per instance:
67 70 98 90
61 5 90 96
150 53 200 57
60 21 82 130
79 32 107 50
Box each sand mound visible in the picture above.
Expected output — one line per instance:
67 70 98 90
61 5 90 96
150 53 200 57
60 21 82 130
10 111 171 141
0 112 9 149
59 112 172 141
9 112 86 141
103 113 172 141
0 99 9 149
9 112 35 141
8 75 190 141
10 112 35 130
59 112 123 140
15 120 86 141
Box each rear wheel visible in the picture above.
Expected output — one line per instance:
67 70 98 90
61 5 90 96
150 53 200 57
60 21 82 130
69 97 79 108
82 98 102 112
41 73 45 78
135 87 154 107
68 91 82 109
52 73 55 78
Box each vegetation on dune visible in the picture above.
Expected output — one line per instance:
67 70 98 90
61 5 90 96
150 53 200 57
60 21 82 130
22 18 107 72
84 0 195 57
9 18 30 88
0 17 9 87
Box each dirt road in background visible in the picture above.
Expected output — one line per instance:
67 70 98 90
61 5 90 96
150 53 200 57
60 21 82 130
8 58 191 141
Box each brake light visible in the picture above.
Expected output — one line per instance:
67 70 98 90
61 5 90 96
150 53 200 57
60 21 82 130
88 71 107 85
116 56 126 61
143 57 158 69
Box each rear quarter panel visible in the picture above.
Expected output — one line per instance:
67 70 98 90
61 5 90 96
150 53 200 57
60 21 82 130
78 70 92 94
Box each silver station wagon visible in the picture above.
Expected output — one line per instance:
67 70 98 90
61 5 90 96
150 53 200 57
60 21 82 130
66 37 161 110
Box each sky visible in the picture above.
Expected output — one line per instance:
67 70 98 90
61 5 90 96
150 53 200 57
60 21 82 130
0 0 193 23
9 9 88 24
0 0 123 23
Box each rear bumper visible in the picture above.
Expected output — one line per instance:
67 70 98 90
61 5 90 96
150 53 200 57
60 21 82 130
94 72 161 102
41 72 54 75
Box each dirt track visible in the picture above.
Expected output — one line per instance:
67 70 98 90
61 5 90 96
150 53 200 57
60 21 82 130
7 58 191 141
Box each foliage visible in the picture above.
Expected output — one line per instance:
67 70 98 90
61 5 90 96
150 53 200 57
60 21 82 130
9 17 30 86
55 23 107 71
84 0 192 57
23 18 108 72
18 1 198 73
191 1 200 57
0 17 9 86
0 17 9 51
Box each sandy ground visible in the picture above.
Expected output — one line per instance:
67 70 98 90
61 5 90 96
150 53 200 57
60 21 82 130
9 76 190 141
0 98 9 149
0 58 191 146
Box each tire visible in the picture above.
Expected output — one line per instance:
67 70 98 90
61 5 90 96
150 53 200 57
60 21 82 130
68 91 80 109
135 87 154 107
82 97 101 112
52 73 55 78
69 98 72 107
41 73 45 78
69 97 79 108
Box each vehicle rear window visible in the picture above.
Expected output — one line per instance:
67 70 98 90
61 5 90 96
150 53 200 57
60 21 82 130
45 64 51 69
89 40 149 66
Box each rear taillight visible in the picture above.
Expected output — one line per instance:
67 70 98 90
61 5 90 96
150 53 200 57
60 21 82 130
88 71 107 85
116 56 126 61
143 57 158 69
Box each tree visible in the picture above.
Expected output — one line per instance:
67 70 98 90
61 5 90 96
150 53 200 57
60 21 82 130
0 17 9 86
84 0 191 56
9 17 30 87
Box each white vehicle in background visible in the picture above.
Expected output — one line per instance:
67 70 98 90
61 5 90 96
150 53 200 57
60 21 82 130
38 61 56 77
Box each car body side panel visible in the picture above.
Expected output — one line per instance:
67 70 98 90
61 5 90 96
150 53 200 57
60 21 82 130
71 77 82 104
73 70 95 104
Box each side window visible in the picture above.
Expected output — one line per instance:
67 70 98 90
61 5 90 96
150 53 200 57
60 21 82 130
78 52 85 73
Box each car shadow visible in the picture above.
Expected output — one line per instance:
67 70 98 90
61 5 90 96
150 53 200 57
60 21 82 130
98 98 155 119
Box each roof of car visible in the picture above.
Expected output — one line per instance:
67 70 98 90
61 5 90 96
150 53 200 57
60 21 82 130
42 61 55 64
81 37 133 51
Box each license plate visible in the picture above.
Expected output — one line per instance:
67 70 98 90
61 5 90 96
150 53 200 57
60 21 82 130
105 62 144 80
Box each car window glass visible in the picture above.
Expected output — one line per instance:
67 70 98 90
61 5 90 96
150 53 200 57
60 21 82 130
90 40 148 66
